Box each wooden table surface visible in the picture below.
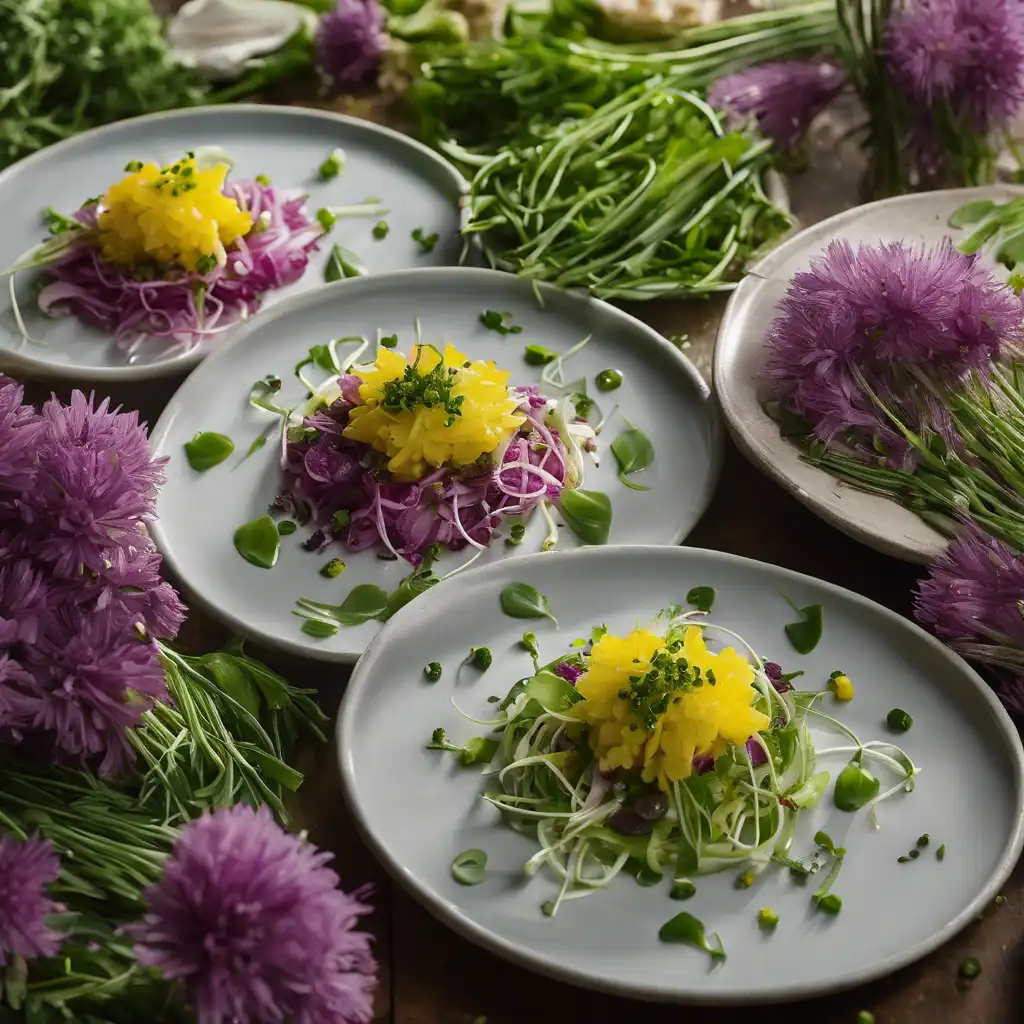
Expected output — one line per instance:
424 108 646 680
14 61 1024 1024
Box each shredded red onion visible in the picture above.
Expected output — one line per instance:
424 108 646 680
36 181 320 357
281 382 570 564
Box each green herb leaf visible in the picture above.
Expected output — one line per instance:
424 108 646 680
233 515 281 569
295 584 390 627
385 569 439 618
559 488 612 545
949 199 997 228
833 760 880 812
412 227 440 253
524 344 557 365
451 848 487 885
461 736 499 766
658 912 726 961
784 602 823 654
325 243 367 282
184 431 235 471
686 586 715 613
611 425 654 491
499 582 556 623
302 618 339 638
479 310 522 335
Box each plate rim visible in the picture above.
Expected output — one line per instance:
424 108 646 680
713 185 1024 566
149 267 724 663
337 543 1024 1005
0 103 469 383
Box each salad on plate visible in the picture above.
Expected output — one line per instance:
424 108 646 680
429 597 918 951
0 148 365 360
225 326 632 637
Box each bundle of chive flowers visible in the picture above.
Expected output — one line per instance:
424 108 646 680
708 0 1024 193
0 376 185 775
916 524 1024 718
762 237 1024 549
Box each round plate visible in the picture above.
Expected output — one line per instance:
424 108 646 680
714 185 1024 564
149 268 722 662
0 105 466 382
339 545 1024 1004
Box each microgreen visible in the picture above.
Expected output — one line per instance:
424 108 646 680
611 424 654 491
380 346 464 424
428 729 498 768
479 310 522 335
412 227 439 253
658 912 726 961
249 374 287 416
506 522 526 546
233 515 281 569
783 601 823 654
184 431 234 472
558 488 612 545
500 582 556 624
451 848 487 885
325 243 367 282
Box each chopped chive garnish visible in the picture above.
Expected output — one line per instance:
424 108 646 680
595 368 623 391
424 662 442 682
856 1013 875 1024
255 173 271 186
319 148 345 180
670 880 696 900
908 849 920 859
735 871 754 889
372 220 389 239
124 160 142 172
316 208 336 232
816 894 842 915
524 344 557 365
937 844 946 860
277 520 297 536
506 522 526 546
319 558 346 578
757 907 779 928
331 510 351 533
917 834 929 847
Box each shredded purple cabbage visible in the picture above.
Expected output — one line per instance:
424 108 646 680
38 181 320 357
281 381 570 563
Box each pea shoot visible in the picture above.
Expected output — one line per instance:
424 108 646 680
833 754 880 812
424 662 443 682
937 844 946 861
817 894 842 915
670 880 696 900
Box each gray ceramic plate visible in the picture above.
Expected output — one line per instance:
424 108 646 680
149 268 721 661
0 105 466 382
339 545 1024 1004
714 186 1024 564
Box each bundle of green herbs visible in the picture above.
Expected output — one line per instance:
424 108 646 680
0 0 208 171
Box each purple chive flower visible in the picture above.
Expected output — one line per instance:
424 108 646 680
915 524 1024 714
887 0 1024 134
707 60 846 150
553 660 583 684
0 835 64 966
131 805 377 1024
316 0 385 95
764 239 1024 462
762 661 791 693
17 607 169 776
0 379 44 504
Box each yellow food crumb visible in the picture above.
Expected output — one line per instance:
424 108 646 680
572 625 770 792
343 343 525 481
830 673 854 702
97 155 253 272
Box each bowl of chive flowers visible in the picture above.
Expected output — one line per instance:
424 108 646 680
276 339 599 571
3 150 322 364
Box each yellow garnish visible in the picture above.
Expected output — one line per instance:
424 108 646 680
830 673 854 702
573 625 770 792
343 343 525 481
97 155 253 272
